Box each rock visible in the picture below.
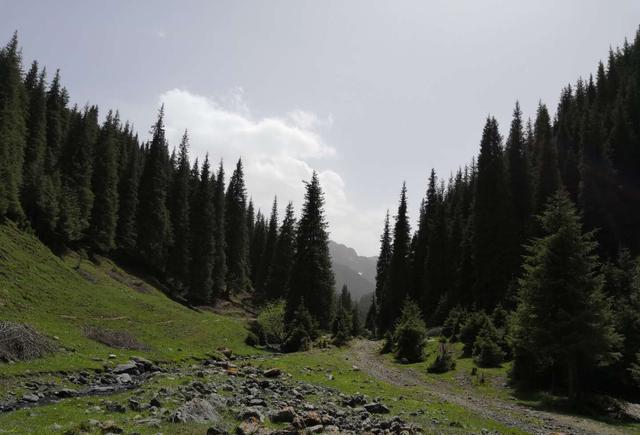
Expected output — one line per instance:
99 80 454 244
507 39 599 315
207 427 229 435
108 354 117 359
149 397 162 408
236 418 260 435
55 388 78 398
106 402 127 413
128 398 142 411
116 373 132 383
98 419 123 433
364 403 390 414
169 398 221 423
237 407 265 422
344 394 367 407
303 411 322 426
21 393 39 403
50 423 63 431
218 347 233 358
262 368 282 378
246 398 266 407
306 425 324 433
113 360 138 374
269 406 296 423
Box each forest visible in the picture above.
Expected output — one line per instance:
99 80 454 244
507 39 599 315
1 26 640 406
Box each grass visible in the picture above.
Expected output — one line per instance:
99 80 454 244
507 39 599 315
0 222 257 377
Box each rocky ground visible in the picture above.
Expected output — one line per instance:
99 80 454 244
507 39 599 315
0 350 423 434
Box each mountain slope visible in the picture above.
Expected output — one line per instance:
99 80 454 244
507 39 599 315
0 223 254 375
329 240 377 304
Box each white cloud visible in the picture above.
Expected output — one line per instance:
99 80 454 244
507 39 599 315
160 88 382 256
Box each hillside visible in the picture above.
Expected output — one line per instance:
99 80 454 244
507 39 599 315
329 240 377 303
0 223 254 375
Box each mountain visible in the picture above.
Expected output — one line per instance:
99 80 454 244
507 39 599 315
329 240 377 305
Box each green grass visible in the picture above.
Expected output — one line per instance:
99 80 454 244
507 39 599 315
0 222 257 376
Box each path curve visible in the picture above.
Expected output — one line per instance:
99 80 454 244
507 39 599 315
348 339 627 435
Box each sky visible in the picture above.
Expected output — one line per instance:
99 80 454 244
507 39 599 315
3 1 640 255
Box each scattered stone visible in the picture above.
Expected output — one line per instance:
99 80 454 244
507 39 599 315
262 368 282 378
98 419 123 433
55 388 78 398
237 407 265 422
269 406 296 423
128 398 142 411
108 354 117 359
21 393 39 403
207 427 229 435
218 347 233 359
106 402 127 413
116 373 132 383
150 397 162 408
236 418 260 435
113 360 137 374
364 402 390 414
169 398 221 423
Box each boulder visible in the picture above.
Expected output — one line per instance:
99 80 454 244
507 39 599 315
364 402 390 414
262 368 282 378
269 406 296 423
169 398 221 423
112 360 137 374
55 388 78 398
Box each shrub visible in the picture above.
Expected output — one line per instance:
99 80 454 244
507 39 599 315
256 300 286 345
393 298 427 363
472 323 505 368
282 327 310 353
459 311 491 356
442 306 466 341
380 331 394 354
245 331 259 347
332 308 352 346
428 342 457 373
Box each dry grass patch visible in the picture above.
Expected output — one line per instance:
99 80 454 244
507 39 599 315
83 326 148 350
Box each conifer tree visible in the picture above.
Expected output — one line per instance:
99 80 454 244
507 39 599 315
116 132 141 253
137 106 172 272
0 32 26 221
513 191 621 400
381 183 411 332
286 172 335 330
375 210 393 332
58 105 98 242
21 62 48 229
250 210 267 291
167 131 191 287
188 156 215 304
365 294 378 337
257 198 279 295
225 159 251 292
212 161 227 297
532 103 560 214
472 117 512 309
339 285 352 312
89 111 120 252
264 201 296 301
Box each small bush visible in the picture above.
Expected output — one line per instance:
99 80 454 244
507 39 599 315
459 311 491 356
282 327 310 353
256 300 286 345
428 342 457 373
245 331 259 347
0 322 56 362
380 331 394 354
472 323 505 368
393 299 427 363
332 308 352 346
442 306 467 341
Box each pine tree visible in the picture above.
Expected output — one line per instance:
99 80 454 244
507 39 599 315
381 183 411 332
137 106 172 273
513 191 621 400
88 111 120 252
264 201 296 301
250 210 267 291
375 210 393 333
188 156 215 304
116 131 141 253
365 294 378 337
58 105 98 242
167 130 191 288
212 161 227 297
472 117 512 309
286 172 335 330
21 62 48 230
0 32 26 221
257 198 279 295
225 159 251 292
339 285 352 312
533 103 560 214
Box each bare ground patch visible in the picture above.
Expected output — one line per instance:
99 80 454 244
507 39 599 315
106 268 151 294
83 326 148 350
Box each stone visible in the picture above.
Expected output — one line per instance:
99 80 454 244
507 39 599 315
364 403 390 414
269 406 296 423
113 360 138 374
236 418 260 435
116 373 132 383
306 425 324 433
99 420 123 433
106 402 127 413
21 393 39 403
128 398 142 411
218 347 233 358
262 368 282 378
169 398 221 423
237 407 265 422
150 397 162 408
55 388 78 398
108 354 117 359
207 427 229 435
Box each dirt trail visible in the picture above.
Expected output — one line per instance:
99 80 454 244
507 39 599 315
348 339 628 435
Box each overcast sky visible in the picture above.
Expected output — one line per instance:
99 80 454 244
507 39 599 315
3 1 639 255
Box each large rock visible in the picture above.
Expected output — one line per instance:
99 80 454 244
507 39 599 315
262 368 282 378
169 398 222 423
364 402 390 414
112 360 138 374
269 406 296 423
237 407 265 423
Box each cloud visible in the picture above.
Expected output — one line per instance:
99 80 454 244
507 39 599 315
160 88 382 256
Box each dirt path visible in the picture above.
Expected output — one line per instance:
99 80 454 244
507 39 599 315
348 339 628 435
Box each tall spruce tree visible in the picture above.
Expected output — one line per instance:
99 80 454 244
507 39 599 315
88 111 120 252
472 117 512 309
380 183 411 332
257 197 279 295
212 161 227 297
188 156 215 304
0 32 26 221
264 201 296 301
286 172 335 330
115 131 141 253
225 159 251 292
250 210 267 291
533 103 560 214
167 130 192 288
375 210 393 333
513 191 620 400
137 106 172 272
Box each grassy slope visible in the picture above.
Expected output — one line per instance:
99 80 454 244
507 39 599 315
0 223 255 375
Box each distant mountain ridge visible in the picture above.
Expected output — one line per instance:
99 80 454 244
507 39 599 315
329 240 377 305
